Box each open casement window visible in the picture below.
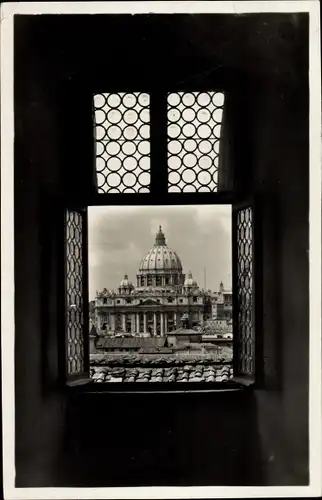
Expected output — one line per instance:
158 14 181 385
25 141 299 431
231 197 262 387
64 206 90 385
63 88 260 388
232 200 254 385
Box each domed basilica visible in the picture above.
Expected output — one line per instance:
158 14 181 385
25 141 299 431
94 226 212 336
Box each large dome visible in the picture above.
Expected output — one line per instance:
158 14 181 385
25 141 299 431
139 226 183 273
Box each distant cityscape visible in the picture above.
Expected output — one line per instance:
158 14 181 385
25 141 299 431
89 226 233 383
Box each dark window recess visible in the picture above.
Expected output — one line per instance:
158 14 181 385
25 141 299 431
103 298 107 304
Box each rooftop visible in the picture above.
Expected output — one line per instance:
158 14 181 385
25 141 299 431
168 328 201 336
90 349 231 367
90 364 233 383
95 336 167 350
139 347 173 354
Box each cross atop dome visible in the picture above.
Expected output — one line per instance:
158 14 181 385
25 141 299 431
155 225 166 246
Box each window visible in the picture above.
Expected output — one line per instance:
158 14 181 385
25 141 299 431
233 204 255 380
64 89 257 387
65 208 89 382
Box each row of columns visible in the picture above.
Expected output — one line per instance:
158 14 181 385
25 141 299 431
137 274 183 287
98 309 204 332
109 311 180 336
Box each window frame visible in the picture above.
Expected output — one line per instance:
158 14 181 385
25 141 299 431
63 205 91 387
62 87 261 391
231 195 263 388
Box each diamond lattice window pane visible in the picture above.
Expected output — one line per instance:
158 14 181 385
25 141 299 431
236 206 253 375
66 209 85 375
94 93 151 193
167 91 225 192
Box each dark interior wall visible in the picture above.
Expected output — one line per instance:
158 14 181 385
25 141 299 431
14 13 309 487
14 21 67 484
252 66 309 482
60 389 261 487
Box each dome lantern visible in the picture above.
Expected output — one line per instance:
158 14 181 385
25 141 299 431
155 225 166 246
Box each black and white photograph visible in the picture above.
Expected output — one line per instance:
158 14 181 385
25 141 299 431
88 205 233 383
1 1 321 498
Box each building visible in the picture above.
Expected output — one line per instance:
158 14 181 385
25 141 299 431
89 299 96 332
94 336 167 353
166 328 203 347
211 281 233 321
94 226 210 337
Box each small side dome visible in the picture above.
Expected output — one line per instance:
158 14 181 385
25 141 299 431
120 274 132 287
184 271 197 287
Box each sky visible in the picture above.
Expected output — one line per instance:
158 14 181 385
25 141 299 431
88 204 232 299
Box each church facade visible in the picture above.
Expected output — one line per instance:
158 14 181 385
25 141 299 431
94 226 214 337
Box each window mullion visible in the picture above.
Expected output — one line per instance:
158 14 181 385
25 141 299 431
150 91 168 196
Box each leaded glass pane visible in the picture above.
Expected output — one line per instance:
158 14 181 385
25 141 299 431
236 206 254 376
66 209 85 375
93 93 150 193
167 91 225 193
